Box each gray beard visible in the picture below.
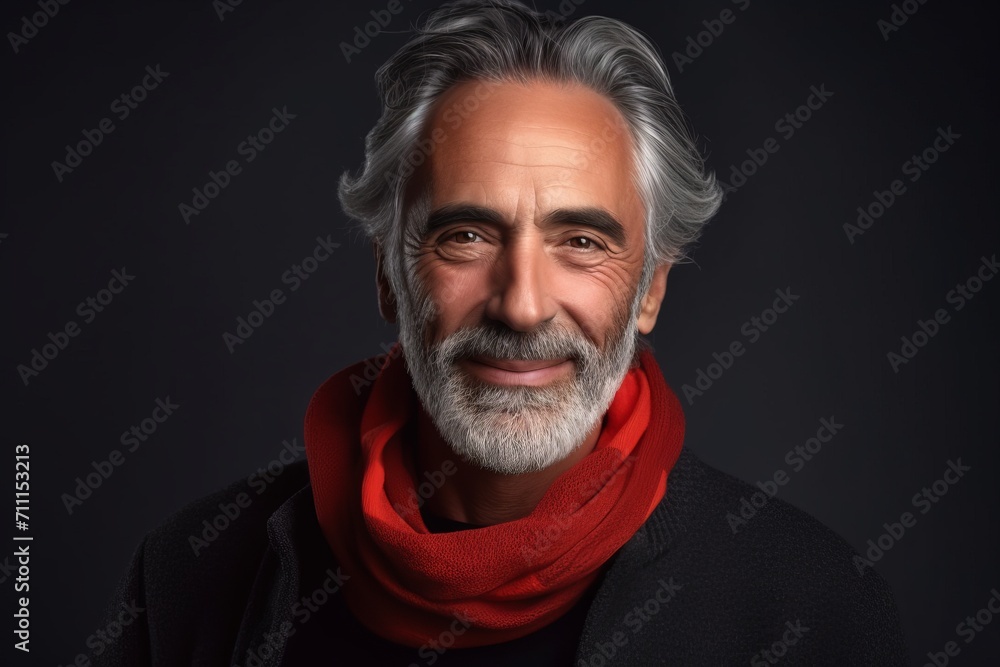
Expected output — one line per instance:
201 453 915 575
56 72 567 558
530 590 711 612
395 276 644 475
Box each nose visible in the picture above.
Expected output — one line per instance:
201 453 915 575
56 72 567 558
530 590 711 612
484 235 557 332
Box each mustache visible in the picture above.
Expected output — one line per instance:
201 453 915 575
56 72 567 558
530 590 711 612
434 322 596 364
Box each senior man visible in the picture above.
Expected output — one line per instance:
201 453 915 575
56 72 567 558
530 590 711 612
100 1 908 664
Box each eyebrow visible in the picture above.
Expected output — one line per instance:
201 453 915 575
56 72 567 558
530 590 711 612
423 203 628 248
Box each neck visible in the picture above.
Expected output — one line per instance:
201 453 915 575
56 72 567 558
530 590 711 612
415 405 604 525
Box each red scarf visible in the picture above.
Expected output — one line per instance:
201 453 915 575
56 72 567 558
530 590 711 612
304 343 685 648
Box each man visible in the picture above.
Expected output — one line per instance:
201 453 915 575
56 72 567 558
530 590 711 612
99 1 908 664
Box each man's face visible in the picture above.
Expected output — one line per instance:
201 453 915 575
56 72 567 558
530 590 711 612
384 79 668 474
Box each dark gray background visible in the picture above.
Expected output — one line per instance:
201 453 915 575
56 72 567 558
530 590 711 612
3 0 998 663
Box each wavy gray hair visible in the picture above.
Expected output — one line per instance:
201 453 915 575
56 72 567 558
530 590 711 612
339 0 722 306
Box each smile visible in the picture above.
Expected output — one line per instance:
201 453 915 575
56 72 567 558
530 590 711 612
458 356 574 386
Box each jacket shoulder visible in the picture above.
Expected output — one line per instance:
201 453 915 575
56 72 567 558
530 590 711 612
94 460 311 666
589 448 908 664
143 459 310 558
660 448 903 610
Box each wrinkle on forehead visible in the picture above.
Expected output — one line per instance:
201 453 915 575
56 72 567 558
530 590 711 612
415 78 644 234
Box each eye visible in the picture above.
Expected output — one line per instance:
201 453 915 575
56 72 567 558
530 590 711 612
566 236 602 250
444 230 481 244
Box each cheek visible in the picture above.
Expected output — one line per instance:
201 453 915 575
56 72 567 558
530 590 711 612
411 260 487 338
413 248 638 347
551 266 636 345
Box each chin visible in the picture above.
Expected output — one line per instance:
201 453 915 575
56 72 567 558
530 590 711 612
442 410 588 475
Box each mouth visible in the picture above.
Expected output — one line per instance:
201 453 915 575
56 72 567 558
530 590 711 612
458 355 574 386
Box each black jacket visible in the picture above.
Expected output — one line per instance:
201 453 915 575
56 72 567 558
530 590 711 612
95 445 908 666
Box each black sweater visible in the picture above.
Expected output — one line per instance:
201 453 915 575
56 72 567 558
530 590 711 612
95 448 908 666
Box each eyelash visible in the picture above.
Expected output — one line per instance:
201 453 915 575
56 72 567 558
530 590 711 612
443 231 604 251
566 236 602 251
448 231 480 244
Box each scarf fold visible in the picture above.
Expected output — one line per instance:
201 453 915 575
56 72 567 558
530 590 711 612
304 343 685 648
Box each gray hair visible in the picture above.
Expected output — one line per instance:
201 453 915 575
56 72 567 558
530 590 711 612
339 0 722 304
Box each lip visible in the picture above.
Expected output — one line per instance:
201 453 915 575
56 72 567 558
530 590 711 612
459 356 573 386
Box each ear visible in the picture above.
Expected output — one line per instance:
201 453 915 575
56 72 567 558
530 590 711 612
637 263 671 335
374 242 397 324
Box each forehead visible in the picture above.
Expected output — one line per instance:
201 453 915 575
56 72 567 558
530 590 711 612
417 78 642 223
